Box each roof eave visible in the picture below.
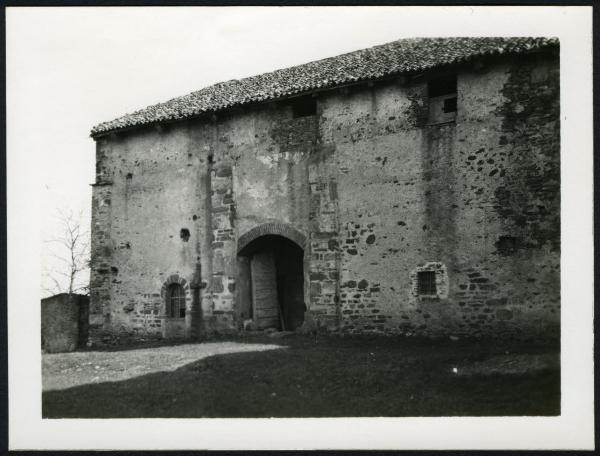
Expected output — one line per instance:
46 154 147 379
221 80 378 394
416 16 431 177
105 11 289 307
90 40 559 139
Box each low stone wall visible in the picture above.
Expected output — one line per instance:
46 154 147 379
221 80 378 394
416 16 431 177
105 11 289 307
41 294 89 353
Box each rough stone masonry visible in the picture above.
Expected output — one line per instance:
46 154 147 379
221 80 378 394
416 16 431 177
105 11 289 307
89 37 560 344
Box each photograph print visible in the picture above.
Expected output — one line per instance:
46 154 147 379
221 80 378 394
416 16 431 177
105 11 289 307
40 31 561 419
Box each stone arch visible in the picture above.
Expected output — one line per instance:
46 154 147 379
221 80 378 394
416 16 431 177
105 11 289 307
160 274 192 339
161 274 190 295
237 222 307 253
160 274 191 304
236 222 307 332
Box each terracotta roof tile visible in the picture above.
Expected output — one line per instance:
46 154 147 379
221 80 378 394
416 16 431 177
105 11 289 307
91 37 558 137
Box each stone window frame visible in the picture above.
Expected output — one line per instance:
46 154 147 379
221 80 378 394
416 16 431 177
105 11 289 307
160 274 191 319
410 262 449 300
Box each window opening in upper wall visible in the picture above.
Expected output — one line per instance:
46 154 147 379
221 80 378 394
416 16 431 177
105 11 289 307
429 75 456 97
291 95 317 118
427 74 457 124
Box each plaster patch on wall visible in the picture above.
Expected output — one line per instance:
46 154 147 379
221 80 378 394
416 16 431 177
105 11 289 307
239 178 270 200
256 155 276 167
256 151 306 168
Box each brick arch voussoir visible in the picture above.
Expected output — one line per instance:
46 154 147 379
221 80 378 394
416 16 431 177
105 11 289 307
237 222 307 253
160 274 190 299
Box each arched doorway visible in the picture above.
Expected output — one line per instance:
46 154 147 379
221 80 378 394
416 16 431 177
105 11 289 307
237 232 305 331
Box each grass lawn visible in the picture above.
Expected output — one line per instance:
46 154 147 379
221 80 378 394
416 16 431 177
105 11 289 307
42 333 559 418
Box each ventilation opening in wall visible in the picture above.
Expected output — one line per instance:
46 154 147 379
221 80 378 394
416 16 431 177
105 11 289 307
417 270 437 296
496 235 519 255
427 74 457 124
291 95 317 118
443 96 457 113
180 228 190 242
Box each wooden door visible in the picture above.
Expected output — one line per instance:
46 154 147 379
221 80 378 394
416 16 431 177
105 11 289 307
250 251 280 329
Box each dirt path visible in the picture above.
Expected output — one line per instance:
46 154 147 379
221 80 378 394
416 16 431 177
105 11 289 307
43 341 283 391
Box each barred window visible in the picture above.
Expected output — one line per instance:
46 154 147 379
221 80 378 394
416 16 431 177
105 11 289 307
167 283 186 318
417 270 437 296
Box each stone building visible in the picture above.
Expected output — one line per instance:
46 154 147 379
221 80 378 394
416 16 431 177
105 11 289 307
89 37 560 343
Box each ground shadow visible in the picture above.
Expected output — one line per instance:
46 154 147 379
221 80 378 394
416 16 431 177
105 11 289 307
43 335 560 418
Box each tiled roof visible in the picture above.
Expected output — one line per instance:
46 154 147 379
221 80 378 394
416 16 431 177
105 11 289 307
91 37 558 137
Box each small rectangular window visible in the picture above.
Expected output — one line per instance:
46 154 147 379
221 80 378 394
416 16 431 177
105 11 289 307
292 95 316 118
496 235 519 256
417 271 437 296
428 75 457 98
427 74 457 124
443 96 457 113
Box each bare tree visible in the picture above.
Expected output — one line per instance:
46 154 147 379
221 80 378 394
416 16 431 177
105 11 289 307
42 208 90 297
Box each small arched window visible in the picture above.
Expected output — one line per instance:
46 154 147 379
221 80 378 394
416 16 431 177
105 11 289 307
167 283 186 318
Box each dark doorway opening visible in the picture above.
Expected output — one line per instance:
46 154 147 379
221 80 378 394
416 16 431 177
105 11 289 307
238 235 305 331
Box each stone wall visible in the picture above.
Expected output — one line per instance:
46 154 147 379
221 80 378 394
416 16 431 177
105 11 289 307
90 124 209 343
41 293 89 353
90 49 559 342
326 52 560 338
